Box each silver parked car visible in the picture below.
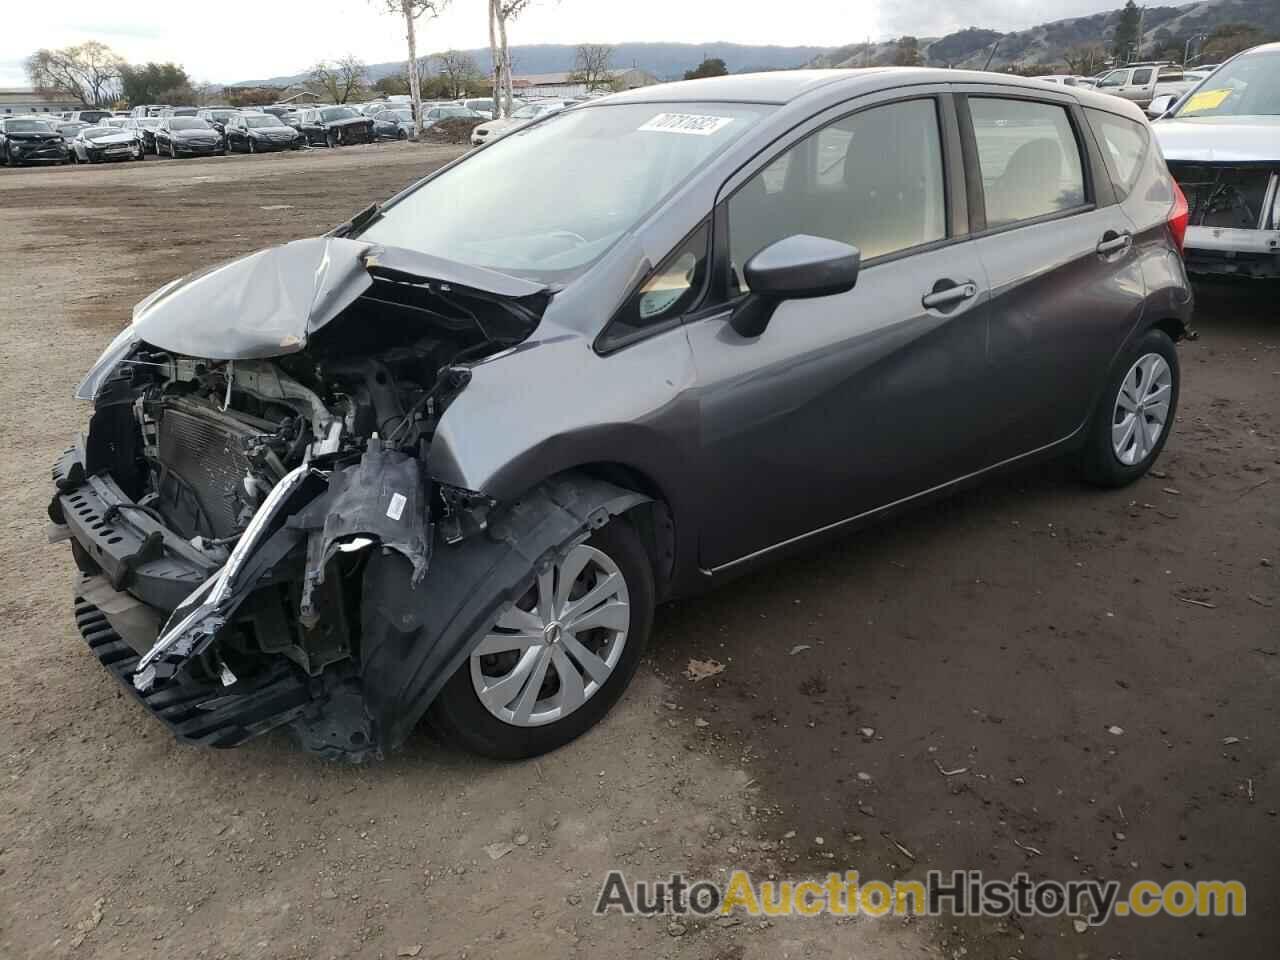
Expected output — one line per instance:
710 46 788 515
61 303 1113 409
470 99 569 145
69 126 142 163
1152 43 1280 278
53 70 1192 762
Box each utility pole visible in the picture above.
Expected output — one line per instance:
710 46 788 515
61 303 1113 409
1135 5 1145 61
1183 32 1207 65
983 38 1001 72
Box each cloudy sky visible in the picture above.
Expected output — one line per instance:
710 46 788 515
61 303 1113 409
2 0 1127 87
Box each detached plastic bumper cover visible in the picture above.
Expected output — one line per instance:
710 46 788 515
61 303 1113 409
74 596 312 747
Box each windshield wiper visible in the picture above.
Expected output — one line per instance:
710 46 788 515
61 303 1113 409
331 202 383 238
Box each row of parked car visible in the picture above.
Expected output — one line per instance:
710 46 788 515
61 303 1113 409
0 96 511 167
1038 61 1223 114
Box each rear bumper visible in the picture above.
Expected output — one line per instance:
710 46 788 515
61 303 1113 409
1184 226 1280 277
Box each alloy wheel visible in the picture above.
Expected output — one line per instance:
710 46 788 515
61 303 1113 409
1112 352 1172 466
470 544 630 727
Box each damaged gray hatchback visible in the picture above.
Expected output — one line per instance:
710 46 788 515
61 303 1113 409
50 69 1192 760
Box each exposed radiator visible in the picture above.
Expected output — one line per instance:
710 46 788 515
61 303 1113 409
156 408 253 539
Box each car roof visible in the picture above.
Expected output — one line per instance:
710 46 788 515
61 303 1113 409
597 67 1149 121
603 69 883 104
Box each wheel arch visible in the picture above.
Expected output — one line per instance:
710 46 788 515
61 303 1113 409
348 471 652 755
560 462 677 601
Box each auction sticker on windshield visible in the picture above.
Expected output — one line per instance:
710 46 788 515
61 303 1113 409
639 113 735 136
1180 88 1232 114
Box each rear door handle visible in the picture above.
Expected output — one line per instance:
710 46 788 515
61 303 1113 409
922 281 978 310
1097 232 1133 255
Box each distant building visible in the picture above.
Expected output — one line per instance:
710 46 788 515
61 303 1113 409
0 88 84 116
512 68 658 99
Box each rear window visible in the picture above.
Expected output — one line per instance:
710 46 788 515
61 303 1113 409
1086 109 1149 199
969 97 1086 228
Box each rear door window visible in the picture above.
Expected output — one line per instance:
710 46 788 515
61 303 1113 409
968 97 1087 228
1131 68 1154 85
1085 109 1149 198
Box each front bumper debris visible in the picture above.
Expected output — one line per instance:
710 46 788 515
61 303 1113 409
74 595 312 747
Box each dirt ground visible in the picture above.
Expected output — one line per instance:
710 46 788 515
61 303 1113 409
0 144 1276 960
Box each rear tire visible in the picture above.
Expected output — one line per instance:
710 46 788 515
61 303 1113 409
429 519 654 760
1080 328 1180 488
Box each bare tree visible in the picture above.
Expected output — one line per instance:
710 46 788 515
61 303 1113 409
432 49 480 99
376 0 451 138
569 44 614 92
309 55 368 103
1063 44 1106 75
489 0 539 118
26 42 124 107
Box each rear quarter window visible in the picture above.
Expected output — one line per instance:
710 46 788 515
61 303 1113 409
1085 109 1150 199
968 97 1087 228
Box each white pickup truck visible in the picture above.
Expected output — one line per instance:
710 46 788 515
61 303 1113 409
1094 62 1196 112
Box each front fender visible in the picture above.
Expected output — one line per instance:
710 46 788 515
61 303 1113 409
427 328 699 503
358 473 648 750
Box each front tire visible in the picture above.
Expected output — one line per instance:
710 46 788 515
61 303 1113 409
429 520 654 760
326 129 339 148
1081 328 1179 488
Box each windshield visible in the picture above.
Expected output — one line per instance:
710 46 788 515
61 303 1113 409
433 106 471 118
139 118 160 128
209 110 236 120
83 127 115 139
245 116 282 128
385 110 411 121
1172 51 1280 118
360 101 772 282
4 119 53 133
511 103 550 119
321 107 358 121
170 118 210 130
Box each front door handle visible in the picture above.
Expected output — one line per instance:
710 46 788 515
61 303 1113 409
922 281 978 310
1097 232 1133 255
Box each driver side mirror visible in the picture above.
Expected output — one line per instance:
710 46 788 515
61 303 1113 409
730 235 861 338
1147 94 1177 118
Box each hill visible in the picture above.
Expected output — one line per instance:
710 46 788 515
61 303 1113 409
811 0 1280 70
230 41 834 87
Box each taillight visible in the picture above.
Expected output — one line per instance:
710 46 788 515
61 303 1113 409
1169 179 1189 255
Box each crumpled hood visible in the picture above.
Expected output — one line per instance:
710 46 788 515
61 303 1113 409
1154 116 1280 164
85 132 136 147
125 236 550 362
131 237 376 360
